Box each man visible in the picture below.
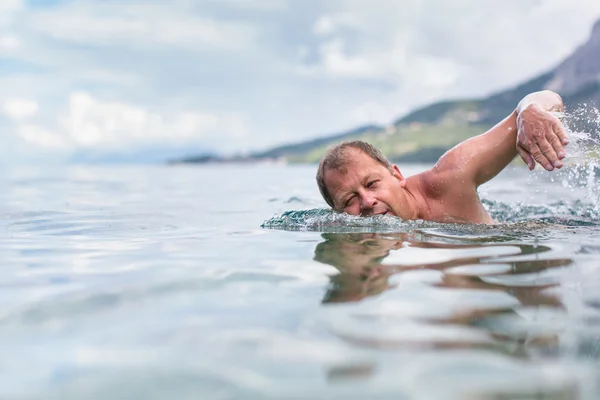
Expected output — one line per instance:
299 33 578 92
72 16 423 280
316 90 567 224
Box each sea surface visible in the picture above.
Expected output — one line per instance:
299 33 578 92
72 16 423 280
2 162 600 399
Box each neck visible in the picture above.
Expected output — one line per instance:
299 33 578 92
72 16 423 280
404 178 430 220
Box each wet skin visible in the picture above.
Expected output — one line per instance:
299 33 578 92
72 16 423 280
324 147 494 224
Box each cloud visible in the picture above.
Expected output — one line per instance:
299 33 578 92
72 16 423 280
306 38 384 78
26 1 260 51
308 0 600 95
203 0 289 11
18 123 68 150
0 34 19 51
2 98 38 120
2 0 600 164
61 92 244 149
0 0 22 21
294 0 600 126
0 0 21 12
313 13 363 37
11 92 249 155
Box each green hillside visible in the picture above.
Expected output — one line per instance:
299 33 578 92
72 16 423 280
285 123 489 164
250 72 556 164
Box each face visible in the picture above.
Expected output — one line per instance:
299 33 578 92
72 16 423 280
323 148 412 218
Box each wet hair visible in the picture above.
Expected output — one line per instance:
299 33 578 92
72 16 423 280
316 141 392 208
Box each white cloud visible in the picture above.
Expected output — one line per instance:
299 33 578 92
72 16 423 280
204 0 289 11
0 0 22 29
2 98 38 120
18 124 69 150
295 0 600 130
0 34 19 50
15 92 249 153
313 13 362 36
72 69 142 87
26 2 260 51
60 92 245 149
416 56 460 89
302 35 459 90
0 0 22 15
311 39 382 78
0 0 22 12
350 101 396 125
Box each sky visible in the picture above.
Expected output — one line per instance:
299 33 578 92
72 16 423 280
1 0 600 164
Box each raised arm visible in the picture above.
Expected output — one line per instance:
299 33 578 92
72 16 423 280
433 90 566 188
516 90 567 170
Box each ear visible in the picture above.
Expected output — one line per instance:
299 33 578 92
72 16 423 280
391 164 406 188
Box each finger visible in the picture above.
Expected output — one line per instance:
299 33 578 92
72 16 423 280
516 144 535 170
538 137 563 169
528 143 554 171
547 132 565 160
553 119 569 146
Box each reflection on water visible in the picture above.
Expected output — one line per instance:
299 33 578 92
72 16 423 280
315 232 569 308
311 231 600 398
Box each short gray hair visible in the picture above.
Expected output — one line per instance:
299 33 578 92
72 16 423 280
316 141 392 208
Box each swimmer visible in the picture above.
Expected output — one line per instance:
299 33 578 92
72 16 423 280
316 90 567 224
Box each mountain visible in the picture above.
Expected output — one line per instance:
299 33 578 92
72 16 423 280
173 19 600 165
546 19 600 104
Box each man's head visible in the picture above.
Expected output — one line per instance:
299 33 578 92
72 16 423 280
316 141 411 218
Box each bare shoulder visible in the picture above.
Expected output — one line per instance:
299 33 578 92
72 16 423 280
407 167 447 200
407 162 492 224
409 158 477 200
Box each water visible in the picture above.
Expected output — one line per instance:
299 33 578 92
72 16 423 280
2 161 600 399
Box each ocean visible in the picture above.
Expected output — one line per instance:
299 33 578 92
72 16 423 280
2 162 600 399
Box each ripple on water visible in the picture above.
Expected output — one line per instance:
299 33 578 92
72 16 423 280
444 263 514 276
308 228 590 376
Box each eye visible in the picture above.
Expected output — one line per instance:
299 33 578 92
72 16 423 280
363 240 380 247
367 180 379 188
344 195 356 208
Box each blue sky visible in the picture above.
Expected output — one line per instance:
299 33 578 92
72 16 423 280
1 0 600 164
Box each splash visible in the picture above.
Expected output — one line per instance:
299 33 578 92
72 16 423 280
508 105 600 224
557 105 600 166
550 105 600 210
260 209 564 241
260 209 427 232
484 199 600 226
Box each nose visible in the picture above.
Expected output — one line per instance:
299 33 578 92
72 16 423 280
359 193 378 215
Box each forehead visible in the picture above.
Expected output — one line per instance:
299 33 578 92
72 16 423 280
335 148 383 171
324 149 387 192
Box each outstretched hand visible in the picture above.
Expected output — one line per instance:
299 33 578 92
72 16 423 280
515 103 569 171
